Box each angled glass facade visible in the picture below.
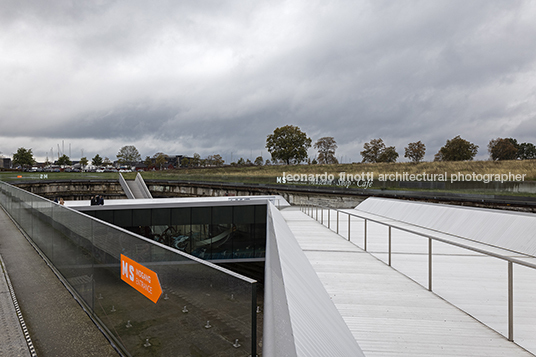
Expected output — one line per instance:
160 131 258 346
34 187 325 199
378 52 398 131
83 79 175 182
0 182 259 356
82 205 267 261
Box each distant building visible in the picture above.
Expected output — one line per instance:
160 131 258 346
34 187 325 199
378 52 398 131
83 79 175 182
146 154 194 169
0 158 11 169
133 163 148 171
171 155 194 167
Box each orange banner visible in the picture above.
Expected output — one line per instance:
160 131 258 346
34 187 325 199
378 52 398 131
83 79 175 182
120 254 162 303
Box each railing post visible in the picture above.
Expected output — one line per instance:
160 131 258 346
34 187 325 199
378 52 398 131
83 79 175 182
364 219 367 251
251 281 257 357
428 238 432 291
336 211 339 234
508 261 514 341
388 226 392 266
321 207 324 225
315 206 318 221
328 209 330 229
347 214 351 241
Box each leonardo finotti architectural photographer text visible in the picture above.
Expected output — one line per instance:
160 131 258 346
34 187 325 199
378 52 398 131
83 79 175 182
276 172 373 188
276 171 527 188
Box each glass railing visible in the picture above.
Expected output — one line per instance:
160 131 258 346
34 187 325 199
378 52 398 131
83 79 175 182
0 181 258 356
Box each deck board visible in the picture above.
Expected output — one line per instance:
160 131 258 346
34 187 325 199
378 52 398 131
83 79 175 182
281 207 533 357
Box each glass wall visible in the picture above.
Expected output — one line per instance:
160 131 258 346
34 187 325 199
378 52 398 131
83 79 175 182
83 205 267 261
0 182 258 356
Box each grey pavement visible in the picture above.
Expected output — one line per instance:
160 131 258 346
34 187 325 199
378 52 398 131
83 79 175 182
0 253 32 357
0 207 120 357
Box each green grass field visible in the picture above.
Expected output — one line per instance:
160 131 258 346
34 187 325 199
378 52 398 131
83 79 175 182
2 159 536 197
135 159 536 182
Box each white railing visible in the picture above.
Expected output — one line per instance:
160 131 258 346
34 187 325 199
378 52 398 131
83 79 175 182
299 200 536 348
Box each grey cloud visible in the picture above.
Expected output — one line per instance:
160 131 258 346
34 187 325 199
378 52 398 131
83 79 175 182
1 0 536 162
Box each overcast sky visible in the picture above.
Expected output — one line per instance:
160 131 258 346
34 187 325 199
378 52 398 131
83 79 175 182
1 0 536 164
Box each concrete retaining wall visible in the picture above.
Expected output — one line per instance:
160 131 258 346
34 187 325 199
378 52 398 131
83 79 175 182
146 181 366 208
11 179 536 211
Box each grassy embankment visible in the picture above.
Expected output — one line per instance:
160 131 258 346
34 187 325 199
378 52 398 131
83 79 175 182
142 160 536 197
136 159 536 183
1 160 536 196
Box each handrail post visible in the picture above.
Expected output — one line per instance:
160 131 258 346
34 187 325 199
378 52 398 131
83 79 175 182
347 214 351 241
364 219 367 251
388 226 392 266
336 211 339 234
428 238 432 291
328 208 330 229
251 281 257 357
508 261 514 341
321 207 324 225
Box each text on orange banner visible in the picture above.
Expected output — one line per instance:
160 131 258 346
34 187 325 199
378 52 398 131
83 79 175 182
120 254 162 303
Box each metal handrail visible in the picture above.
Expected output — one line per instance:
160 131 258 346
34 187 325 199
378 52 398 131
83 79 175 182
299 200 536 343
118 172 135 199
301 201 536 270
135 172 153 199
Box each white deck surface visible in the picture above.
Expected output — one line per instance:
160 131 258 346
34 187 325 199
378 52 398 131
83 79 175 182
281 206 534 357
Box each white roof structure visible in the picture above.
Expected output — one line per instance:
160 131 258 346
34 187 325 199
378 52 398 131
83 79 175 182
265 203 364 357
66 194 290 210
356 197 536 256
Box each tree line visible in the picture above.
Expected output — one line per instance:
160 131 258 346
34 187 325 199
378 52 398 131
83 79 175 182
265 125 536 164
8 126 536 169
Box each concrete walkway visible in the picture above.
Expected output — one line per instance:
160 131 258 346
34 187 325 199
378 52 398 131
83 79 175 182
281 207 533 357
0 252 32 357
0 208 119 357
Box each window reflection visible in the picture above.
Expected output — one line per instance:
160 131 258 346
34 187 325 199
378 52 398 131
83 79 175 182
85 204 267 261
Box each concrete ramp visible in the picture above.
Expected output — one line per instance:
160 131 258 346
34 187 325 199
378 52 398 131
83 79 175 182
119 172 153 199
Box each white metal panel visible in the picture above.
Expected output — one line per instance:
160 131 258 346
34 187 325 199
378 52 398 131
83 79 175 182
264 204 364 357
68 195 290 209
356 198 536 256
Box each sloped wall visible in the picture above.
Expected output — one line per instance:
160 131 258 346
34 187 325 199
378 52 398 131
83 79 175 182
356 197 536 257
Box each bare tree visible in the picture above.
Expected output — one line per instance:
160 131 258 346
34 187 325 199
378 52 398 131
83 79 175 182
314 137 339 164
488 138 518 161
361 138 398 163
117 145 141 166
404 141 426 163
155 153 167 169
254 156 264 165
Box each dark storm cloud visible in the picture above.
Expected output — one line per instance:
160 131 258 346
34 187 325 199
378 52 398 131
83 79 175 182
1 0 536 162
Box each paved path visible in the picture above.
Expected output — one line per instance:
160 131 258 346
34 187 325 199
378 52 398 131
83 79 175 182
281 207 533 357
0 252 32 357
0 208 119 357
